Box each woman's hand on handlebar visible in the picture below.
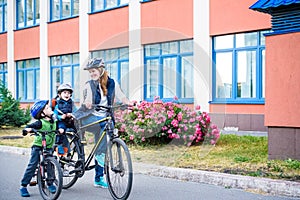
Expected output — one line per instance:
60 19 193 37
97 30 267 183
84 102 92 109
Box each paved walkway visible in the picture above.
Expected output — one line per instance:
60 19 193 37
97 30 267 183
0 145 299 198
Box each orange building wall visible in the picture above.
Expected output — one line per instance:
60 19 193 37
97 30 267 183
141 0 193 44
210 0 271 35
48 18 79 56
89 7 129 51
265 32 300 128
14 27 40 60
0 34 7 62
209 0 271 115
210 104 265 114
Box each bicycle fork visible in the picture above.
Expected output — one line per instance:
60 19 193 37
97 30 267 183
107 139 125 174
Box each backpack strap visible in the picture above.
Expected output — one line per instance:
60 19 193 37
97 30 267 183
50 95 59 111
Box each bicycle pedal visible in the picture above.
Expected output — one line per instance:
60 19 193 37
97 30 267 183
29 181 37 186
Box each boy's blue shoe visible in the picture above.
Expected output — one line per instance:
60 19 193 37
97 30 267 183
94 177 108 188
48 185 56 193
20 187 30 197
57 145 65 154
95 153 105 167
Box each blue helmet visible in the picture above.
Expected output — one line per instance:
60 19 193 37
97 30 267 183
30 100 49 119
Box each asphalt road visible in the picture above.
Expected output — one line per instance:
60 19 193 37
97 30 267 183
0 152 298 200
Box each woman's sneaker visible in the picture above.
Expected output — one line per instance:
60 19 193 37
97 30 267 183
94 177 108 188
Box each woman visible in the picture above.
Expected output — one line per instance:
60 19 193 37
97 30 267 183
80 58 115 188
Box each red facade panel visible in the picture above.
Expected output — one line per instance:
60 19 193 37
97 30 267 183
210 104 265 114
141 0 193 44
89 7 129 51
14 27 40 60
0 34 7 62
210 0 271 36
265 32 300 128
48 17 79 56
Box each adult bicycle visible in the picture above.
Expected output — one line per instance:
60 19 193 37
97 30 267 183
57 104 133 200
27 129 63 200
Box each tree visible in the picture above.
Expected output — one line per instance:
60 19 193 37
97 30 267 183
0 84 31 127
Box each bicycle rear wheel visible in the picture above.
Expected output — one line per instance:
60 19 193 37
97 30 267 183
37 157 63 200
61 136 83 189
105 138 133 200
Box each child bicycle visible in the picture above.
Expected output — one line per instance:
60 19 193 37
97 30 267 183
57 104 133 200
27 129 63 200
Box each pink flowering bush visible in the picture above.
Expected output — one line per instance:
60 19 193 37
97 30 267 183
114 96 220 146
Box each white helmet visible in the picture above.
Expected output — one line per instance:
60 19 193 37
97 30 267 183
84 58 105 70
57 83 73 94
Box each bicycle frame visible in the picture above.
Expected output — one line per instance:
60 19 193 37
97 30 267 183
76 115 114 172
61 104 133 199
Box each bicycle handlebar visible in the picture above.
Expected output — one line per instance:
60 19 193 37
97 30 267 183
22 129 58 137
92 104 131 111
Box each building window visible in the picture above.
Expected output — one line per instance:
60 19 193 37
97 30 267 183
91 0 129 12
212 30 268 104
16 58 40 101
0 0 7 33
91 47 129 97
50 53 80 101
144 40 194 103
0 62 7 86
50 0 79 22
16 0 40 29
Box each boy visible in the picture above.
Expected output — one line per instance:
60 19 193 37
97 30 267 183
20 100 57 197
54 83 77 155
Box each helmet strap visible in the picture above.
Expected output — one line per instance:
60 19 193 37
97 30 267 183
41 112 53 121
99 68 105 78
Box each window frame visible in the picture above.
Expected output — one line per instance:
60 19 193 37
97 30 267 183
211 31 268 104
16 0 40 30
90 0 129 13
0 62 7 86
16 58 40 102
50 53 80 102
0 0 7 33
49 0 79 22
144 40 194 103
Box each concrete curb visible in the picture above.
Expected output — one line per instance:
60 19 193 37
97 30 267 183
2 145 300 198
133 163 300 198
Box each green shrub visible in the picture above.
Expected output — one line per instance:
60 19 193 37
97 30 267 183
0 84 31 127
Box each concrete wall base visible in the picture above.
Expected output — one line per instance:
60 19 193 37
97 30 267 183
210 113 267 132
268 127 300 160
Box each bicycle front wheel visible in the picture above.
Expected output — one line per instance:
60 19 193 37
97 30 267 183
61 135 84 189
37 157 63 200
105 138 133 200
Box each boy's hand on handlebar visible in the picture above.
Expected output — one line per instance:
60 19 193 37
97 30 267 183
22 128 32 136
61 114 67 119
58 128 64 135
